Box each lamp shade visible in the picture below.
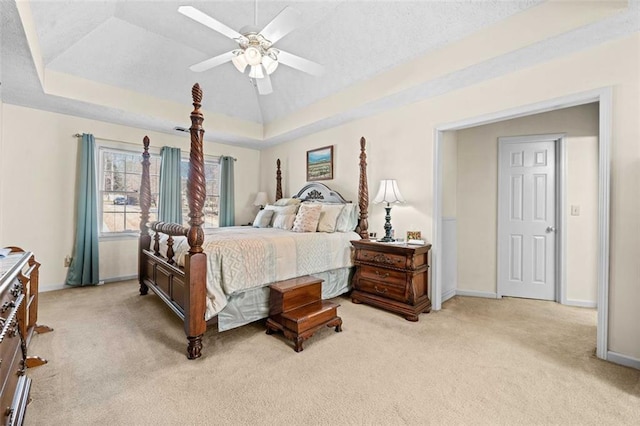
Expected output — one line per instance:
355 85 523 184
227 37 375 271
373 179 405 204
244 46 262 66
261 55 279 75
231 52 248 73
249 64 265 79
253 192 269 207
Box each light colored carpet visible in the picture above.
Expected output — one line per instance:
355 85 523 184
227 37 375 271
24 280 639 425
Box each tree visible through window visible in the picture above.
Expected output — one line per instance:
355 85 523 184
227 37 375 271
99 148 160 234
99 147 220 235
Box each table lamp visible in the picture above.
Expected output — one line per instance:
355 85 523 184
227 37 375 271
373 179 405 242
253 192 269 210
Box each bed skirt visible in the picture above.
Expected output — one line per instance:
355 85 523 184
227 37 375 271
217 267 353 331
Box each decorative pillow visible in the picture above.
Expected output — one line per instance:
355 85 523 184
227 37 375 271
292 203 322 233
317 204 345 233
273 197 302 206
252 209 274 228
335 203 358 232
273 214 295 230
264 204 299 226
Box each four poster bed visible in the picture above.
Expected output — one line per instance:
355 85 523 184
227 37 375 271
138 84 370 359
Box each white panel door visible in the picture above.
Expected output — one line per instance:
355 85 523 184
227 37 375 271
498 136 556 300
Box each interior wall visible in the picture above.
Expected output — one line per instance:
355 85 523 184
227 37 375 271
260 34 640 360
0 105 261 290
441 131 458 218
456 103 599 305
440 131 458 300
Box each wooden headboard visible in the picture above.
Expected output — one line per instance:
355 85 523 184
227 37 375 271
294 183 350 204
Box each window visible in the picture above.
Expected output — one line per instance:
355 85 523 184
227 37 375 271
99 147 160 235
180 157 220 228
98 146 220 235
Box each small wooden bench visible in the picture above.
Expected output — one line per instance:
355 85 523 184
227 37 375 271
266 276 342 352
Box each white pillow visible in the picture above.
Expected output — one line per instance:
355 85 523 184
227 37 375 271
253 209 274 228
264 204 299 226
317 204 345 233
335 203 358 232
273 214 295 230
292 203 322 233
273 197 302 206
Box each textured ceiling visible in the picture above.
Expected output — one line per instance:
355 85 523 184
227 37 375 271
1 1 638 148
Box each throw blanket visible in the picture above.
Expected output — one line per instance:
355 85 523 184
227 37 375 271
162 227 359 320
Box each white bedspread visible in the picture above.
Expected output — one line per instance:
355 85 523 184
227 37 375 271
163 227 359 320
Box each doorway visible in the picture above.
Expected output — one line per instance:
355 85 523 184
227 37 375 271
432 88 611 360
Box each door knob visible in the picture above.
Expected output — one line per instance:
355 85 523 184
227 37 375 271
546 226 556 233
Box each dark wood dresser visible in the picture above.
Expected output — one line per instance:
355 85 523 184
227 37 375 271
0 248 50 425
351 240 431 321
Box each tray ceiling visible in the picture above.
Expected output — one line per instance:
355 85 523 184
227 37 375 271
1 1 638 148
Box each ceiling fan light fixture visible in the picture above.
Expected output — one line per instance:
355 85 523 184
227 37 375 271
261 55 278 75
244 46 262 66
231 52 248 73
180 5 324 92
249 64 264 79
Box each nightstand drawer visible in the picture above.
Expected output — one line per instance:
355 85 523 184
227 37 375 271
356 249 406 269
355 278 407 302
358 264 406 284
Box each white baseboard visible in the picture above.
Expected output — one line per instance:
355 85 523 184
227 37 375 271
40 283 68 292
442 288 456 303
564 299 597 308
39 275 136 293
455 289 499 299
607 351 640 370
103 275 137 284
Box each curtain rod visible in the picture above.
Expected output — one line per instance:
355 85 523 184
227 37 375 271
73 133 141 147
73 134 237 160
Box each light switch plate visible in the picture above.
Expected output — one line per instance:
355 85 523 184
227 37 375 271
571 205 580 216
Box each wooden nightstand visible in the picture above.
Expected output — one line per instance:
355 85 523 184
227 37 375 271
351 240 431 321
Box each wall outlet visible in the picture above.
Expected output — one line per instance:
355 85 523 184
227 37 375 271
571 205 580 216
64 255 72 267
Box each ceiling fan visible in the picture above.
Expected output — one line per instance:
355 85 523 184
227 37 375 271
178 5 324 95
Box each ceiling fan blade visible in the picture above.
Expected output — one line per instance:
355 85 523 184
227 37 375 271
276 50 324 77
190 51 236 72
260 7 301 44
178 6 242 40
255 70 273 95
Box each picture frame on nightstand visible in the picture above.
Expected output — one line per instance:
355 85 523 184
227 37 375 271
407 231 421 241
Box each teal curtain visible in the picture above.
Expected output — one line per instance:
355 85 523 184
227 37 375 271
66 134 99 286
158 146 183 224
219 156 235 227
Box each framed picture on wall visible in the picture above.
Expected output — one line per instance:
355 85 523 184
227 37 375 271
306 145 334 181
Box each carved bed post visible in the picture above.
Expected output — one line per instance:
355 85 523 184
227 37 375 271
184 83 207 359
356 137 369 240
275 159 283 201
139 136 152 295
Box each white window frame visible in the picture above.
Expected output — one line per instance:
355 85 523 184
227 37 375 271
97 143 160 239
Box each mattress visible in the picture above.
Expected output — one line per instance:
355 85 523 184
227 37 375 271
161 226 360 321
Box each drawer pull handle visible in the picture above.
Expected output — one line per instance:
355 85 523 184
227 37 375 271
374 270 390 279
372 254 395 265
374 286 387 294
